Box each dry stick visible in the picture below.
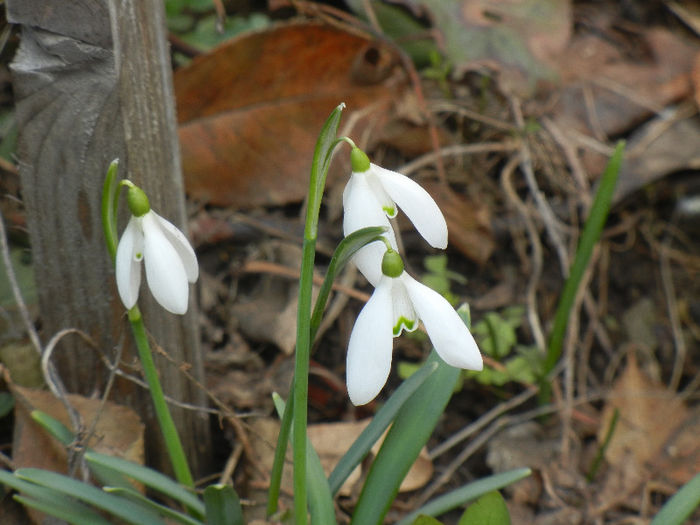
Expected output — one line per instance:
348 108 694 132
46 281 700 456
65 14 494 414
561 246 598 466
0 212 42 354
239 259 370 303
41 329 95 478
500 153 546 351
399 141 520 176
541 117 591 207
428 100 517 133
661 233 686 392
428 385 539 461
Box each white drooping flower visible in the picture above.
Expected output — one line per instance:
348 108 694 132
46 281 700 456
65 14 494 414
343 147 448 286
115 186 198 315
346 250 482 406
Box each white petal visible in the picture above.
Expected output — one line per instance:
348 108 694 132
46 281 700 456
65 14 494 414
346 276 395 405
141 212 190 314
115 217 143 309
152 212 199 283
371 164 448 249
391 277 418 335
343 173 398 287
402 274 483 371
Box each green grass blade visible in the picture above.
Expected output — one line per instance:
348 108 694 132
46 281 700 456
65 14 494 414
272 394 337 525
328 360 438 494
351 351 461 525
104 486 203 525
15 468 164 524
203 483 245 525
14 495 112 525
396 468 531 525
650 473 700 525
543 141 625 379
85 450 205 518
31 410 73 446
0 470 111 525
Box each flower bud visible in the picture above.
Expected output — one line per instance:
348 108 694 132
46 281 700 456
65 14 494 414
381 249 404 278
127 186 150 217
350 147 370 173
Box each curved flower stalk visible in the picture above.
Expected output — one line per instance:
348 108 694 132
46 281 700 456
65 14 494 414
346 249 482 406
115 185 198 315
343 147 447 286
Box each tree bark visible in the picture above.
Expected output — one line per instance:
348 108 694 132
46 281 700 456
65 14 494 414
7 0 209 476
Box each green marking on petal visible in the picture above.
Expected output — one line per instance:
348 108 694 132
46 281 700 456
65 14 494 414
382 205 397 217
393 316 415 336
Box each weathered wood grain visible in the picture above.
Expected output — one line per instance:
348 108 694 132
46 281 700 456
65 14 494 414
8 0 210 475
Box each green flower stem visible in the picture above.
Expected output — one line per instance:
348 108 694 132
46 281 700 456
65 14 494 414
127 306 194 489
290 103 346 524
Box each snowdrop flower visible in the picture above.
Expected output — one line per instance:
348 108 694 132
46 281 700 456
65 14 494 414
116 185 198 315
346 249 482 405
343 147 448 286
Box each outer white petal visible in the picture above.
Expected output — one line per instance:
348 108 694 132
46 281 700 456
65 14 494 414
343 173 398 287
151 212 199 282
346 276 394 405
115 217 143 309
371 164 448 249
141 212 190 315
402 274 483 371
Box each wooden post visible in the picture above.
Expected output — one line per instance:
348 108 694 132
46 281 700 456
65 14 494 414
8 0 210 476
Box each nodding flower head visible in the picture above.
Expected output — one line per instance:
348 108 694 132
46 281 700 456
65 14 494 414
346 249 482 406
343 148 448 286
116 187 198 315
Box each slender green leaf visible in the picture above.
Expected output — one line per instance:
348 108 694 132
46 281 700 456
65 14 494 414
203 484 245 525
101 158 120 261
458 491 510 525
650 473 700 525
272 394 337 525
15 468 164 524
14 495 112 525
411 515 444 525
31 410 73 445
85 450 205 518
351 351 461 525
310 225 387 343
104 486 202 525
396 468 531 525
0 470 110 525
30 411 136 490
328 360 438 494
543 141 625 381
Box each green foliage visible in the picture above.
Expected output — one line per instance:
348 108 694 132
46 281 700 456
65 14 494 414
411 515 444 525
421 254 466 306
650 473 700 525
0 412 246 525
466 307 543 386
458 491 510 525
165 0 269 53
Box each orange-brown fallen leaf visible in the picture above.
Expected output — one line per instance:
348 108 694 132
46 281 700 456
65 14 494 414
175 23 405 208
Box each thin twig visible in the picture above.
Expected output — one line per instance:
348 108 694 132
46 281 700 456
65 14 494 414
500 153 546 351
0 212 42 354
399 141 519 176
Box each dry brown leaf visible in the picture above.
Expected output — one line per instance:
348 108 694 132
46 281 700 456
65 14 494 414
246 416 433 517
598 355 687 492
423 181 494 264
175 22 405 208
12 385 145 470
